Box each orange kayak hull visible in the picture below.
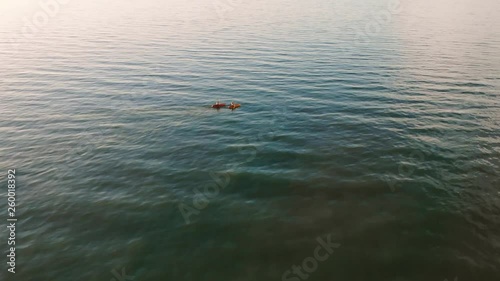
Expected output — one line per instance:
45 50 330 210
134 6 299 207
211 103 226 108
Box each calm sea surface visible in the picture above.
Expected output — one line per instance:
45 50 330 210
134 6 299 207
1 0 499 280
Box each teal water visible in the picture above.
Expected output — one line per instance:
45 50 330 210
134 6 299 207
1 0 499 280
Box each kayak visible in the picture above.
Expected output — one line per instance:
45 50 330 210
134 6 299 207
228 104 241 109
211 103 226 108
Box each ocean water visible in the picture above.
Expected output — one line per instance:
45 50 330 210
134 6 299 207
0 0 499 280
